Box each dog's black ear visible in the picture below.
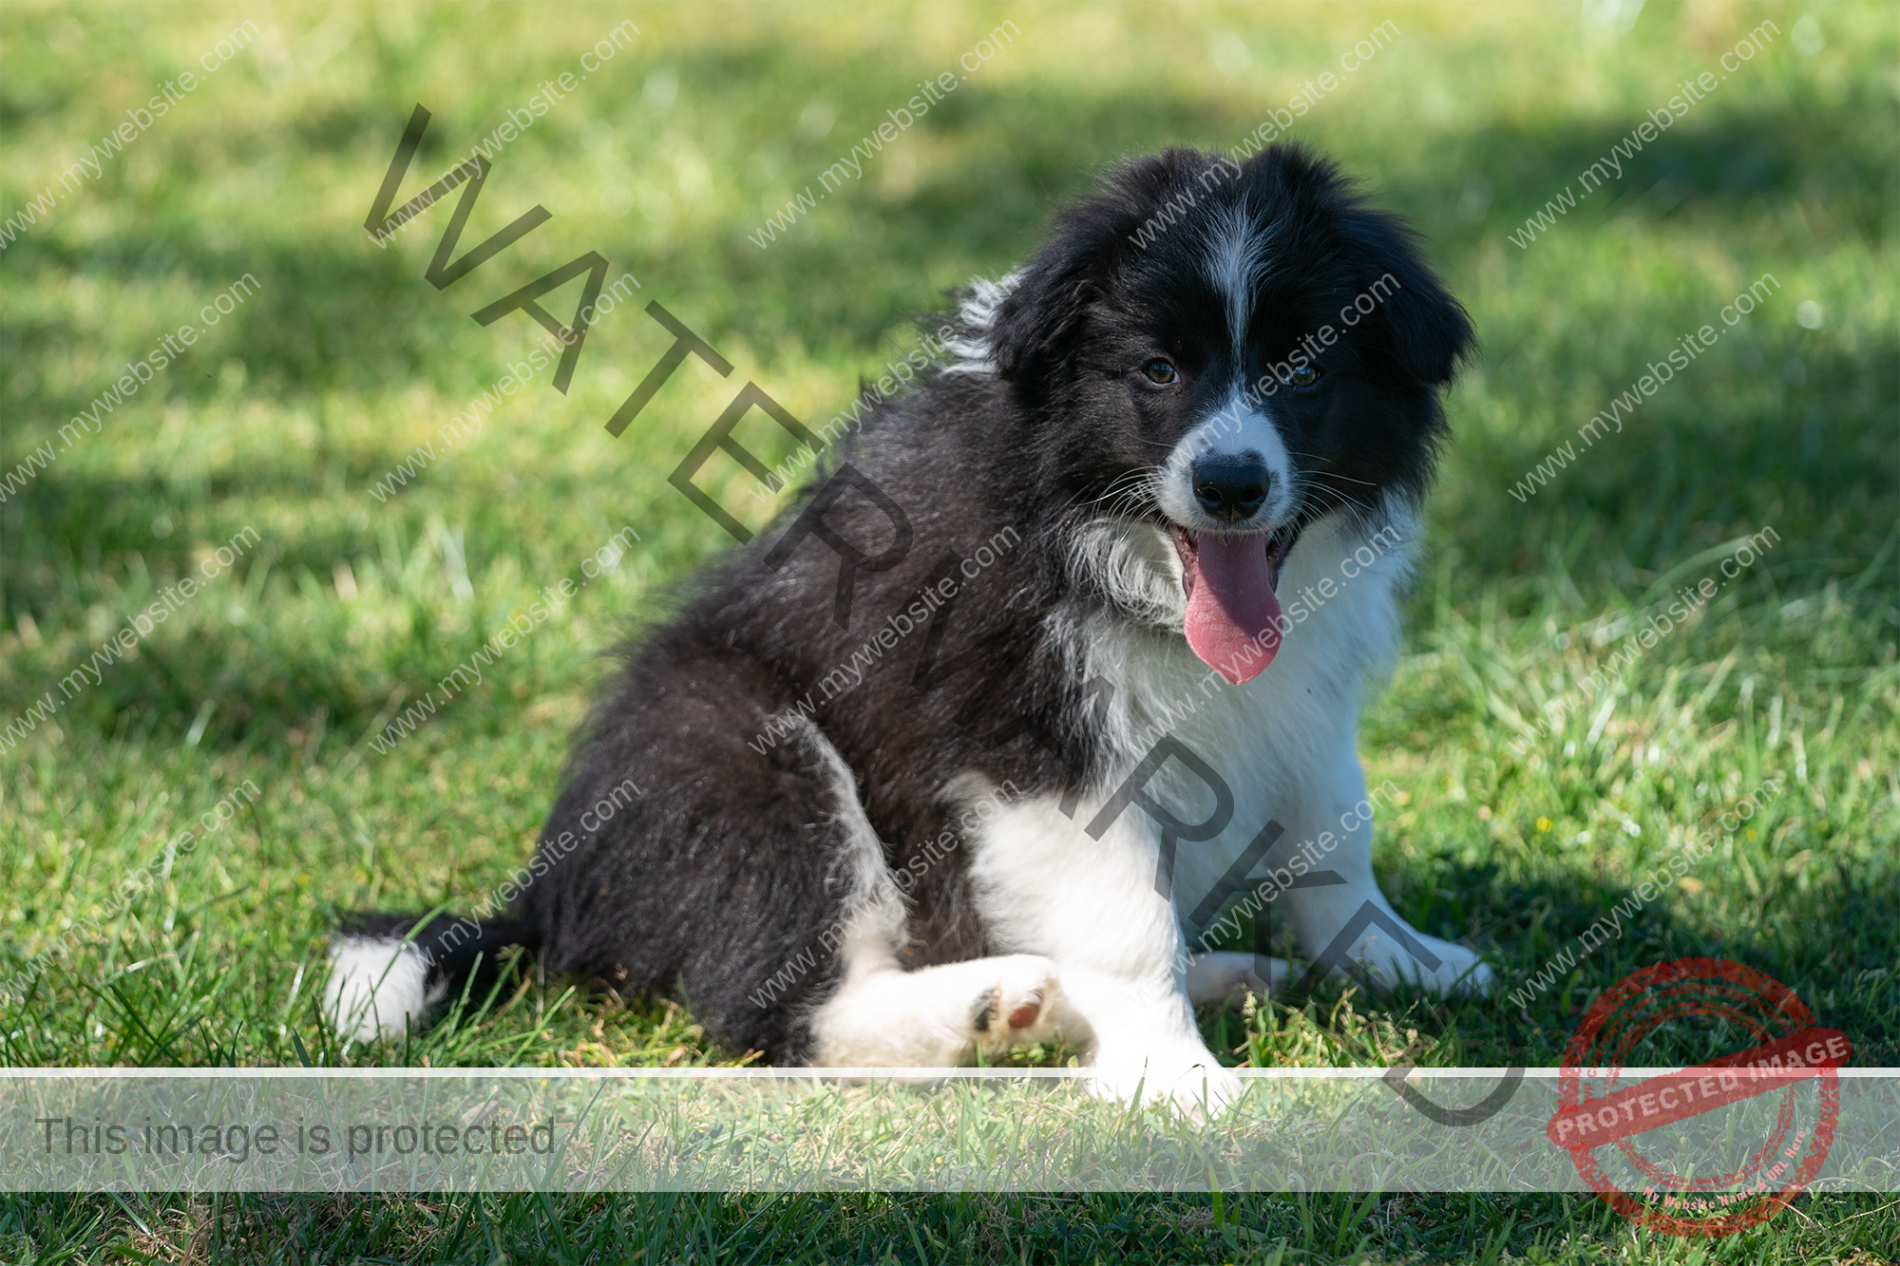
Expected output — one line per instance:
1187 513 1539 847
1380 254 1474 387
986 153 1192 394
1340 207 1476 387
986 240 1105 393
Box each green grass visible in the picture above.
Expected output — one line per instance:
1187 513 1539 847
2 1 1896 1260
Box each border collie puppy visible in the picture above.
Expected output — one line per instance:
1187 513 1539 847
328 144 1487 1110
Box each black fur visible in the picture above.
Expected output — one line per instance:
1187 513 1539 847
343 145 1473 1062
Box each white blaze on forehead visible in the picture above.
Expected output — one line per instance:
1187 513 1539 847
1201 204 1272 353
1156 387 1299 529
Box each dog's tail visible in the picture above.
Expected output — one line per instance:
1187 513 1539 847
322 910 540 1043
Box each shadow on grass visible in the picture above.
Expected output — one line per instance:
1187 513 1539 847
1280 854 1900 1069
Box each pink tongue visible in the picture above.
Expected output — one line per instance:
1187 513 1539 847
1184 535 1283 685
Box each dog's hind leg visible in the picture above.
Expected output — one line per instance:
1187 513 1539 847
792 718 1067 1066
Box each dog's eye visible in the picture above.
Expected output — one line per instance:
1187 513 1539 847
1140 359 1179 385
1287 364 1322 388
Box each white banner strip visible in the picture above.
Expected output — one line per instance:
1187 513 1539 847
3 1068 1894 1193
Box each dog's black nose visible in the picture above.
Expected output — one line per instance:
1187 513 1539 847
1191 455 1269 522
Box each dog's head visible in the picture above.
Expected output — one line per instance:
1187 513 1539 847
967 145 1472 683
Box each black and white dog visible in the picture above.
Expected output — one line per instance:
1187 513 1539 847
328 144 1488 1109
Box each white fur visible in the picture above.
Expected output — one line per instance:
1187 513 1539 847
964 782 1242 1115
1064 501 1413 758
1066 516 1183 632
798 722 1065 1066
1185 950 1285 1004
1202 204 1273 350
940 272 1019 376
1154 386 1300 533
324 936 443 1042
964 502 1491 1109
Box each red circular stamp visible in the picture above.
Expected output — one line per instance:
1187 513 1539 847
1546 957 1850 1237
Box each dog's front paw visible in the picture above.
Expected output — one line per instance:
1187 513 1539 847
1345 930 1493 997
969 954 1063 1058
1089 1046 1243 1118
1185 951 1286 1005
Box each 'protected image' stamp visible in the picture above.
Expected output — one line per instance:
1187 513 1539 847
1548 957 1851 1237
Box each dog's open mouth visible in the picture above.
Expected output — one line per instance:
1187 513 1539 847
1169 523 1301 685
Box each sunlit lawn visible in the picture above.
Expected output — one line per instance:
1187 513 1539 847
2 2 1894 1260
